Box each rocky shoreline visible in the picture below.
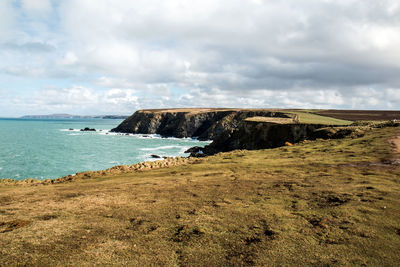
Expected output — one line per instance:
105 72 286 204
111 109 364 157
0 156 202 186
3 109 399 184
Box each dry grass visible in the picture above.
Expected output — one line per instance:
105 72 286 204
285 111 353 125
1 127 400 266
244 117 294 124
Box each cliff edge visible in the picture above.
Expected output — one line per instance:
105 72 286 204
111 108 292 140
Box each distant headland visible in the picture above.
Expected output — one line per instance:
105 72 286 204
20 114 129 119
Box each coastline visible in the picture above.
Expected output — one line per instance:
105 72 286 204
0 117 210 182
1 126 400 265
2 110 398 184
0 155 202 186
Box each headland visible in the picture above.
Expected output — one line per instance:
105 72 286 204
1 109 400 265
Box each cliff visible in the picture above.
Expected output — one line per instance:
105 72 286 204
111 109 292 140
192 118 375 156
196 118 324 155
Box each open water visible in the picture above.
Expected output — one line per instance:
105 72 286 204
0 118 210 180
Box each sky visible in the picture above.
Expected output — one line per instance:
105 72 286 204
1 0 400 116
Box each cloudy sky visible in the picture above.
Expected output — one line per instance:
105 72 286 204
1 0 400 116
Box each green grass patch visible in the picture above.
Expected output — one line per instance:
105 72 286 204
286 110 353 125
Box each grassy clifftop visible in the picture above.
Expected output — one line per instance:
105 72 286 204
1 126 400 265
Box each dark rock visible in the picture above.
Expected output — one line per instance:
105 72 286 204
312 126 365 139
199 121 328 156
80 127 96 132
111 109 361 158
184 146 203 153
110 109 292 140
151 154 161 158
69 128 74 131
190 152 206 157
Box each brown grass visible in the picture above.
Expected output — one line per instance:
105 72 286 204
0 127 400 266
315 110 400 121
244 117 294 124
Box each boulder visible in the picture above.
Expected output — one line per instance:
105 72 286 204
80 127 96 132
184 146 203 153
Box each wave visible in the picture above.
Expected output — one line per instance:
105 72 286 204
140 145 187 151
60 129 211 143
60 129 80 132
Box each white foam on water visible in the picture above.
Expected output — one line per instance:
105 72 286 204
93 131 211 144
140 145 185 151
68 133 83 136
134 134 162 139
133 134 204 142
179 146 191 154
60 129 80 132
138 155 164 162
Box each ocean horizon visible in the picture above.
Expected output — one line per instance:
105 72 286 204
0 118 210 181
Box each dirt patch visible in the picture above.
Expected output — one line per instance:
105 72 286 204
60 192 85 199
389 136 400 154
36 214 59 221
172 225 204 243
312 192 353 208
307 216 330 229
0 220 31 233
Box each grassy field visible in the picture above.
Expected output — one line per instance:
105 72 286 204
286 111 354 125
1 127 400 266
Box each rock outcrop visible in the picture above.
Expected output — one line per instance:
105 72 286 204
111 109 292 140
80 127 96 132
196 121 374 156
199 119 327 156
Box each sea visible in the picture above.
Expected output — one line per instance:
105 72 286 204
0 118 211 181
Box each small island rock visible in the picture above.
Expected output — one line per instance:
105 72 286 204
80 127 96 132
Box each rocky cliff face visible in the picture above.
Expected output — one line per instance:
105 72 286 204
199 120 326 155
111 109 291 140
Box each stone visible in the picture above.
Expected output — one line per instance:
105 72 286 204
80 127 96 132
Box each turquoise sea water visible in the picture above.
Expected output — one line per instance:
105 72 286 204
0 118 210 180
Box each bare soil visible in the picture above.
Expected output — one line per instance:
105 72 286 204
389 136 400 153
315 110 400 121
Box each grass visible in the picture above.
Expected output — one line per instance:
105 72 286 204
244 117 294 124
0 127 400 266
286 110 353 125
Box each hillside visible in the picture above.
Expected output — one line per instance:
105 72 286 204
1 126 400 266
111 109 352 142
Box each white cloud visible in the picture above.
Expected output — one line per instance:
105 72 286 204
1 0 400 116
21 0 52 17
0 0 16 41
59 51 78 66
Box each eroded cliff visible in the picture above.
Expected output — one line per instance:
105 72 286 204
197 119 324 155
111 109 292 140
